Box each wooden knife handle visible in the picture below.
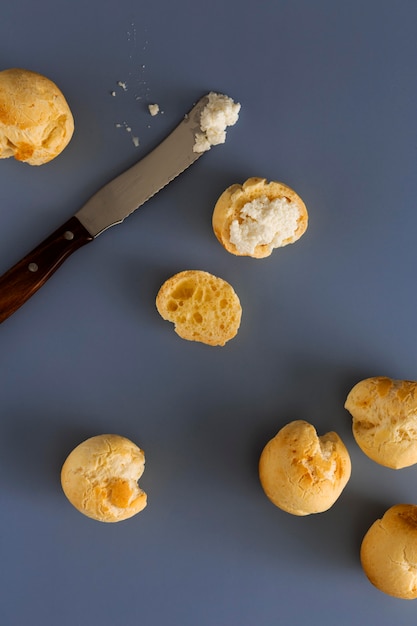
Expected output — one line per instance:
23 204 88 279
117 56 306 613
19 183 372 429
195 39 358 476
0 216 93 323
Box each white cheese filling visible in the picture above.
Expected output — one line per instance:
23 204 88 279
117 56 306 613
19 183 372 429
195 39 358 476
193 92 240 153
229 195 299 255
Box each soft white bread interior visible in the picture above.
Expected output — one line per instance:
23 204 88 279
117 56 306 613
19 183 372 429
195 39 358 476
0 68 74 165
155 269 242 346
259 420 351 516
360 504 417 599
345 376 417 469
61 434 147 522
212 177 308 258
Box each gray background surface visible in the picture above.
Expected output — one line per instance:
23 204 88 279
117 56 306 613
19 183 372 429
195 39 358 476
1 1 417 624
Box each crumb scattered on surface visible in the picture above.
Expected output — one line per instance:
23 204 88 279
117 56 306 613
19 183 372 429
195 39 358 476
148 103 160 116
115 121 139 146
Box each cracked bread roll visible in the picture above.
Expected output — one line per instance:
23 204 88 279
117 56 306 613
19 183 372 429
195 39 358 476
212 177 308 258
155 270 242 346
61 434 147 523
0 68 74 165
345 376 417 469
360 504 417 599
259 420 351 516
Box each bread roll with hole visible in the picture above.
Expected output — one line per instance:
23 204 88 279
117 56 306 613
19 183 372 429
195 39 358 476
61 434 147 522
345 376 417 469
259 420 351 516
155 270 241 346
361 504 417 599
0 68 74 165
212 177 308 258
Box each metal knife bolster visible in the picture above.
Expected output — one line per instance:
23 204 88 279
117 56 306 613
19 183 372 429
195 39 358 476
75 95 209 238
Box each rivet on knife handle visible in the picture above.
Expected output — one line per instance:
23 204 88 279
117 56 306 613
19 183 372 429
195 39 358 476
0 217 93 322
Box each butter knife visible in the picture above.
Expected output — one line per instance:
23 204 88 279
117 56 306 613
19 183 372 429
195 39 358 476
0 94 220 323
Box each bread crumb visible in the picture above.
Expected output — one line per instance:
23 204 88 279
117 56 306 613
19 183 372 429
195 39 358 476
117 81 128 91
193 92 240 153
148 103 160 116
115 122 139 147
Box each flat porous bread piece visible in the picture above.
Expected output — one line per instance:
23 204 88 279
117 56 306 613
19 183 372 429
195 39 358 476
345 376 417 469
212 177 308 258
259 420 351 516
155 270 242 346
61 434 147 522
361 504 417 599
0 68 74 165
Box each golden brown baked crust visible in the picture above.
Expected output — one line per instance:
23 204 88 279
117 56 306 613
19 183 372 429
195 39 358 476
61 434 147 522
259 420 351 516
0 68 74 165
345 376 417 469
155 269 242 346
360 504 417 599
212 177 308 258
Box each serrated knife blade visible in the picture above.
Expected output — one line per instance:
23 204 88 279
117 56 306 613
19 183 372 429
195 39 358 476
0 94 225 324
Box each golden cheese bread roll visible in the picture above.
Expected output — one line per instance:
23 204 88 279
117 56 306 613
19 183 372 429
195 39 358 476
345 376 417 469
259 420 351 516
0 68 74 165
212 177 308 258
61 434 147 522
155 269 242 346
360 504 417 599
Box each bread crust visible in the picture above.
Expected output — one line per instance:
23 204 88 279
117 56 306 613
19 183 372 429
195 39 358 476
212 177 308 258
345 376 417 469
360 504 417 599
155 269 242 346
0 68 74 165
259 420 351 516
61 434 147 522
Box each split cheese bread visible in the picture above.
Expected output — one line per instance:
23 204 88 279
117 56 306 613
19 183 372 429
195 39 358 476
259 420 351 516
345 376 417 469
0 68 74 165
212 177 308 258
61 434 147 522
361 504 417 599
156 270 242 346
